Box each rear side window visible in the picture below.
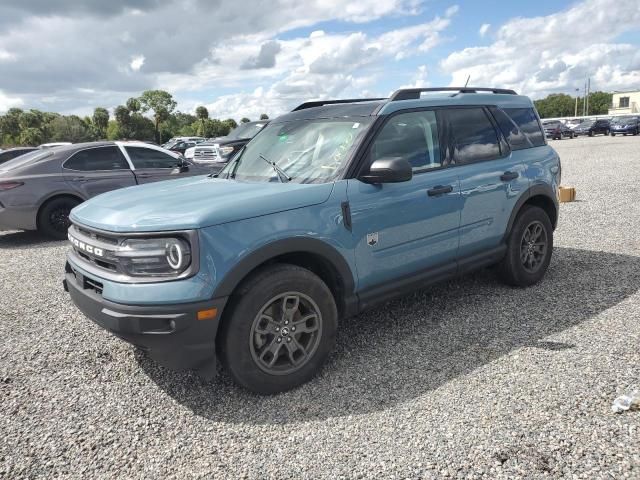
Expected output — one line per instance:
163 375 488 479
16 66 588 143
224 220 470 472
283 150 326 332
125 146 181 169
64 146 129 171
371 110 441 172
503 108 545 147
490 107 532 151
442 108 501 164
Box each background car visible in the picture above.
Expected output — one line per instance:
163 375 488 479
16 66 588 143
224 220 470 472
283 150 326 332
573 118 610 136
543 120 574 139
610 116 639 136
185 121 269 171
0 141 210 239
0 147 38 165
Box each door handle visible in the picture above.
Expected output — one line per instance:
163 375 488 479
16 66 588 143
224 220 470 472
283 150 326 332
136 173 152 178
500 171 519 182
71 177 89 182
427 185 453 196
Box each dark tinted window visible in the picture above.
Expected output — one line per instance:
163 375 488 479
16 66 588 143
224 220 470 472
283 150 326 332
371 110 441 172
125 146 181 169
443 108 501 164
490 107 531 150
503 108 545 147
0 148 37 162
64 146 128 171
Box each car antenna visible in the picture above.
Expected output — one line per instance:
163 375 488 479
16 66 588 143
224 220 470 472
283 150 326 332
464 75 470 87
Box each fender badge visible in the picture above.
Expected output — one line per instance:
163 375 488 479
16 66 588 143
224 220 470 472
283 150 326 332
367 232 378 247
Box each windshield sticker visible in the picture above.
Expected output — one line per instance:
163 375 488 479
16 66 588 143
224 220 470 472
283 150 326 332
352 122 360 129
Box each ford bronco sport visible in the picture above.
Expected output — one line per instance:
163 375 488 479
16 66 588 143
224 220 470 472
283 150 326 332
64 87 560 394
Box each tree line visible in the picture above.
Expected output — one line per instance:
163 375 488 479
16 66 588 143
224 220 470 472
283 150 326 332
0 89 269 147
533 91 612 119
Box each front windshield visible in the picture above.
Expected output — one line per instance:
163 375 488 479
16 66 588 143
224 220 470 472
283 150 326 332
221 118 372 184
226 122 268 141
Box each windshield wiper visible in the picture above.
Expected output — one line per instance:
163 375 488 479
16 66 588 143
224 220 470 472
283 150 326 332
259 154 291 183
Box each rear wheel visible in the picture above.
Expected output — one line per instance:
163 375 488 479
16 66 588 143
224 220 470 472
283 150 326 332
497 206 553 287
219 264 338 394
37 196 80 240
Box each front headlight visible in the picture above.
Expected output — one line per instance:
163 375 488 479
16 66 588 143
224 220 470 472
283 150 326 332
115 237 191 277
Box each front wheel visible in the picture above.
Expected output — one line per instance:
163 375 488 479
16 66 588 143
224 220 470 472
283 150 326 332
38 196 80 240
497 206 553 287
219 264 338 394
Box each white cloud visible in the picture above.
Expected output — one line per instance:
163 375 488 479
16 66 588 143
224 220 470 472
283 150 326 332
0 90 24 112
400 65 429 89
478 23 490 37
441 0 640 97
130 55 145 71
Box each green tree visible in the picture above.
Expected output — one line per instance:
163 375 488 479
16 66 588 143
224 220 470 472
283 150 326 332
240 117 251 124
106 120 121 140
114 105 131 138
533 94 575 118
587 91 612 115
49 115 93 143
0 108 24 144
195 106 209 137
19 127 44 146
260 113 269 120
126 97 141 114
224 118 238 130
92 107 110 139
139 90 177 143
129 114 156 141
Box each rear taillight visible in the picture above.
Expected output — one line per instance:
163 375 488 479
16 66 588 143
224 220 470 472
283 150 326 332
0 181 24 191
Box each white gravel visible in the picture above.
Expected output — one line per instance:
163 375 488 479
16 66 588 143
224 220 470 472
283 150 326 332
1 135 639 479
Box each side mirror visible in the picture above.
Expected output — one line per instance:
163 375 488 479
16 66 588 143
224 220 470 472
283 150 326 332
359 157 412 184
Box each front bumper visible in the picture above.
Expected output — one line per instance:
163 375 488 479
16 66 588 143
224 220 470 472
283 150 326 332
64 262 228 377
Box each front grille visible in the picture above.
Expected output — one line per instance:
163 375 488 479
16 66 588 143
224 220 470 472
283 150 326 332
76 225 119 245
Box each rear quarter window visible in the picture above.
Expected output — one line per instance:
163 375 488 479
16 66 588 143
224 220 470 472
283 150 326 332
503 108 546 147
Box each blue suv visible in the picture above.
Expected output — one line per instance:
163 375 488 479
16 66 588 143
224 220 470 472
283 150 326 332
64 87 560 394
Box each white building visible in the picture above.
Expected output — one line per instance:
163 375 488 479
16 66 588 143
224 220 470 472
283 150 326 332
609 90 640 115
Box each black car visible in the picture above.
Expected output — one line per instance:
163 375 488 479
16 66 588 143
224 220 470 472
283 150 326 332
188 121 269 168
542 120 574 140
0 147 38 165
610 116 639 136
573 119 610 136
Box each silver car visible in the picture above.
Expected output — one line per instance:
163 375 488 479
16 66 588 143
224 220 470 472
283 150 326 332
0 141 209 239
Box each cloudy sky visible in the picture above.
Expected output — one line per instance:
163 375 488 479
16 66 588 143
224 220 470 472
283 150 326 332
0 0 639 119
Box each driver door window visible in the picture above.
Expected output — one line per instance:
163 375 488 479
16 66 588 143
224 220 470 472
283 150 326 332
370 110 441 172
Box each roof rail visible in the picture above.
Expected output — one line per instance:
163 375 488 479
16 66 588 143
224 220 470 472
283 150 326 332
389 87 517 101
291 98 386 112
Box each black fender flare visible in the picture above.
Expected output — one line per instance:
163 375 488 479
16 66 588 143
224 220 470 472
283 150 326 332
504 184 558 240
211 237 357 314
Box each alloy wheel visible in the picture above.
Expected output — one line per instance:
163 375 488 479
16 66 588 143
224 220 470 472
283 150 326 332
249 292 323 375
520 220 548 273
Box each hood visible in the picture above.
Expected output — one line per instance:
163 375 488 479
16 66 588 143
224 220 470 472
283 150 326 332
70 175 335 232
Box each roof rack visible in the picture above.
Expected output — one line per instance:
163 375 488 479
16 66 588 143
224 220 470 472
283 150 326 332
291 98 386 112
389 87 517 101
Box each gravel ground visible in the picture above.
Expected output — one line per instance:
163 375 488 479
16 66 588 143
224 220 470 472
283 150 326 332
1 135 639 479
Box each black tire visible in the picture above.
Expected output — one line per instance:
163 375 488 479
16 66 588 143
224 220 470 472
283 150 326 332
497 205 553 287
611 132 615 137
219 264 338 394
37 196 81 240
588 131 593 137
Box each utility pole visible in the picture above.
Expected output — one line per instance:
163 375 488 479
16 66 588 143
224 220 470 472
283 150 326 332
586 77 590 116
583 80 587 116
575 88 579 117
